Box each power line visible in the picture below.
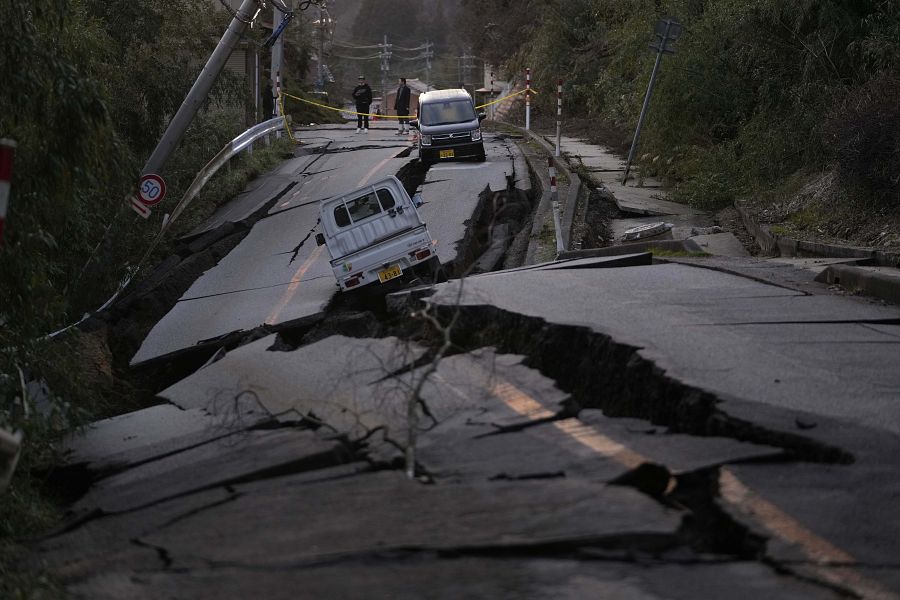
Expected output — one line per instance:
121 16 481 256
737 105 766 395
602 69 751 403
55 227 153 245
332 39 383 49
331 52 382 60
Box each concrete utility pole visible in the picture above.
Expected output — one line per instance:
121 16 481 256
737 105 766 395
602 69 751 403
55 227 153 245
379 34 392 107
424 40 434 90
623 16 682 184
141 0 258 180
271 0 292 138
455 50 475 92
315 3 324 91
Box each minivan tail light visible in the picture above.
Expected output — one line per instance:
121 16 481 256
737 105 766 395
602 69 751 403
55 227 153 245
344 274 362 288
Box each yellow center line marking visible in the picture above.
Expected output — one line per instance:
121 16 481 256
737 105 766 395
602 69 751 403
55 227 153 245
265 151 394 325
489 381 647 470
358 155 394 187
265 245 324 325
484 373 894 598
720 469 896 599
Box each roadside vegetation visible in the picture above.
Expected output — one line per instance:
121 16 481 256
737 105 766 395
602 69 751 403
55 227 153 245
0 1 328 592
457 0 900 247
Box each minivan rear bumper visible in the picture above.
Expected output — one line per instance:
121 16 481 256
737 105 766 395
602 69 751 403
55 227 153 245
421 141 485 163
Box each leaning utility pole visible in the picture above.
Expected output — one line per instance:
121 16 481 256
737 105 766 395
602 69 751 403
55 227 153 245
315 2 325 91
141 0 258 182
622 16 682 184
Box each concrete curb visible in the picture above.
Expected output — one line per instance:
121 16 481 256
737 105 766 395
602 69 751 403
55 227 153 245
522 158 552 266
558 238 703 261
561 173 582 250
814 264 900 305
735 199 900 304
500 124 585 259
735 200 900 266
734 201 777 256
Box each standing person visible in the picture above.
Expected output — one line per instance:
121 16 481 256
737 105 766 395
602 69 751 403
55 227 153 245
262 80 275 121
394 77 411 135
352 75 373 132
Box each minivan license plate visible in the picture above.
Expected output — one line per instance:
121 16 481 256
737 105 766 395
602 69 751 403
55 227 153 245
439 149 455 159
378 264 403 283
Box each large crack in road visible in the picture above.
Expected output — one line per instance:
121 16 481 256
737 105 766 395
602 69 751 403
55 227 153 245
41 133 899 599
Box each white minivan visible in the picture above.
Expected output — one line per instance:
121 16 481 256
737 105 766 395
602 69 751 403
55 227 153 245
315 176 442 292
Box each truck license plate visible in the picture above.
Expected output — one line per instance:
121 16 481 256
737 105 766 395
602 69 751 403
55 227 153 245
439 149 455 159
378 264 403 283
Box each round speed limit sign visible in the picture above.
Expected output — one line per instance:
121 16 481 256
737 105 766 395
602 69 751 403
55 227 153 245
138 173 167 206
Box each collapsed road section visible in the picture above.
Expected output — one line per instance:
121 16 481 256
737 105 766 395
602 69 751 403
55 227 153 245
38 127 900 598
42 259 900 598
111 128 525 391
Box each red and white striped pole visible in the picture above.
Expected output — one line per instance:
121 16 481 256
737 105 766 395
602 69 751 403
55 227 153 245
525 68 532 131
549 157 564 253
490 70 495 120
0 139 16 247
555 79 563 157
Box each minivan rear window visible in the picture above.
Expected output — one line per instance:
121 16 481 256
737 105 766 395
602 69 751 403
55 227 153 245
420 99 476 126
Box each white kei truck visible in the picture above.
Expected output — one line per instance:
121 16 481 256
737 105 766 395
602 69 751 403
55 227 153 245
315 176 443 292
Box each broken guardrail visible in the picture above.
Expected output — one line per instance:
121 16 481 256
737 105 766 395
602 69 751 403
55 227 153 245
164 116 288 230
49 116 290 339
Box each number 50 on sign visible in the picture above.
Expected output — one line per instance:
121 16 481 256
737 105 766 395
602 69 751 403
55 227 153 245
138 173 166 206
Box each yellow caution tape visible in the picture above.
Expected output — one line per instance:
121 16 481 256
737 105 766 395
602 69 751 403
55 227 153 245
278 95 296 142
281 92 409 119
476 87 538 109
281 88 539 119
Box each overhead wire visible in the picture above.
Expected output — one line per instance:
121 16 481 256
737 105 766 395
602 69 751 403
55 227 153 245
330 52 382 60
331 39 383 49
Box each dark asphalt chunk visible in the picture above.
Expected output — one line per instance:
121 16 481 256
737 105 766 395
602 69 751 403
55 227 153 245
62 401 270 477
576 410 783 474
159 334 427 443
68 558 845 600
413 409 780 485
38 463 371 585
137 470 682 569
73 427 351 514
720 460 900 597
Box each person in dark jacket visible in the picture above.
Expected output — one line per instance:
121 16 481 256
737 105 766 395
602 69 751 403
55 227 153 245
262 81 275 120
352 75 373 132
394 77 411 135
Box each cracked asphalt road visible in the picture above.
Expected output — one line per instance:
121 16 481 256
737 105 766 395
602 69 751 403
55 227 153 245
45 124 900 599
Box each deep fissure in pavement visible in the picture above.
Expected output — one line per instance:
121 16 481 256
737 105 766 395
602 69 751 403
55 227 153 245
418 303 853 465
